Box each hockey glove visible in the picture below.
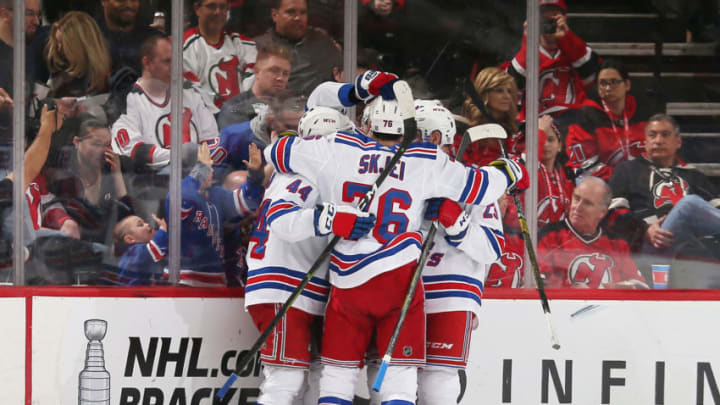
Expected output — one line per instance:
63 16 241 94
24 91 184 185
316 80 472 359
424 198 470 247
489 158 529 192
314 202 376 239
354 70 399 102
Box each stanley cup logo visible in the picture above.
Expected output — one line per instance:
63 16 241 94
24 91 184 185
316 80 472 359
79 319 110 405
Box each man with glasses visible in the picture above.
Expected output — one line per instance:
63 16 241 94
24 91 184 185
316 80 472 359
254 0 341 96
183 0 257 111
217 43 292 130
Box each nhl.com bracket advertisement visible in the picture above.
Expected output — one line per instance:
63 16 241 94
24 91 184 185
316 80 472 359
1 289 720 404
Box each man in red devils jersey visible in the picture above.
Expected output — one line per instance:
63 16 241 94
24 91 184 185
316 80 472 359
538 176 648 289
184 0 257 110
609 114 720 274
111 36 220 170
506 0 600 114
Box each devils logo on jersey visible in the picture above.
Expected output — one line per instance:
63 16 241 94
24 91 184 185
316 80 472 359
486 252 523 288
568 252 614 287
538 196 567 226
606 141 645 166
154 107 199 147
209 56 241 101
652 175 689 209
539 67 575 110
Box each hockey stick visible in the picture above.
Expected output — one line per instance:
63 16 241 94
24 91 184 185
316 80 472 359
371 124 502 392
465 80 561 350
217 80 418 399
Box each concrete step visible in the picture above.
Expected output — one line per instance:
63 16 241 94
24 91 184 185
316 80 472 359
629 73 720 103
687 163 720 177
666 102 720 116
588 42 716 57
569 13 685 43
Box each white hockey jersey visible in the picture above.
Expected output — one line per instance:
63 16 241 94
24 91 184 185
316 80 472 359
183 28 257 110
263 132 510 288
111 81 219 167
245 172 330 315
422 202 504 318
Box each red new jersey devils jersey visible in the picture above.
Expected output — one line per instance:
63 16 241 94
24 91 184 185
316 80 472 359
538 219 646 288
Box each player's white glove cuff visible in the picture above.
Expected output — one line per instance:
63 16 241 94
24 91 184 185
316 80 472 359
314 202 375 239
443 211 470 247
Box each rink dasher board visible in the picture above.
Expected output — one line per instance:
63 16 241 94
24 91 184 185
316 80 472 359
0 298 25 405
0 290 720 404
465 298 720 405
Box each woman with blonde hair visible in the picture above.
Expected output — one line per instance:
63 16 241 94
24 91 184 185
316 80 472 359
45 11 111 97
460 67 520 165
463 66 573 244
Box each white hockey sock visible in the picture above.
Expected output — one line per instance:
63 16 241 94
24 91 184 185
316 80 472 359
257 365 306 405
318 364 359 404
418 366 461 405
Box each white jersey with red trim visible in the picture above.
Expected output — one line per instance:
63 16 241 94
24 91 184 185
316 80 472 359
26 174 70 231
110 81 219 167
183 28 257 110
422 202 504 318
245 172 330 316
263 132 510 288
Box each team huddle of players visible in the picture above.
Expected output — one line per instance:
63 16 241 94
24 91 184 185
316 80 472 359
242 71 525 405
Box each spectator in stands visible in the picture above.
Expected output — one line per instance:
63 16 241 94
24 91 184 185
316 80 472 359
461 67 520 165
97 0 165 121
111 35 219 171
609 114 720 270
463 66 572 226
213 90 305 188
45 115 133 245
217 43 292 130
538 118 574 226
97 0 163 87
254 0 342 96
184 0 257 111
565 59 650 181
45 11 111 98
0 105 97 284
168 143 263 286
506 0 600 114
0 0 43 134
538 176 648 289
102 213 167 285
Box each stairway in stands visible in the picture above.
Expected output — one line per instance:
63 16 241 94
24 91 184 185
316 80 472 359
568 0 720 178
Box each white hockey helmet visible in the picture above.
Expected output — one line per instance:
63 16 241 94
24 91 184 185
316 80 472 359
414 99 456 145
369 96 404 136
298 106 354 137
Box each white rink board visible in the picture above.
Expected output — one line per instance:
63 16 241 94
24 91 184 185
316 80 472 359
0 298 25 405
464 299 720 405
32 297 262 405
23 295 720 404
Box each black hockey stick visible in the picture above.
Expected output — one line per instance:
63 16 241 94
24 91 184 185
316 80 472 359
217 80 418 399
465 81 561 350
372 123 503 392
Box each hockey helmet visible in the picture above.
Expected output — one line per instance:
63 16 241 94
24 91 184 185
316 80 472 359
369 96 404 136
298 106 354 137
414 99 456 145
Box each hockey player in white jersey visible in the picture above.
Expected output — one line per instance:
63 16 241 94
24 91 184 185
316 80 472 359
183 0 257 110
263 71 526 405
111 36 219 170
245 107 375 405
369 101 511 405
